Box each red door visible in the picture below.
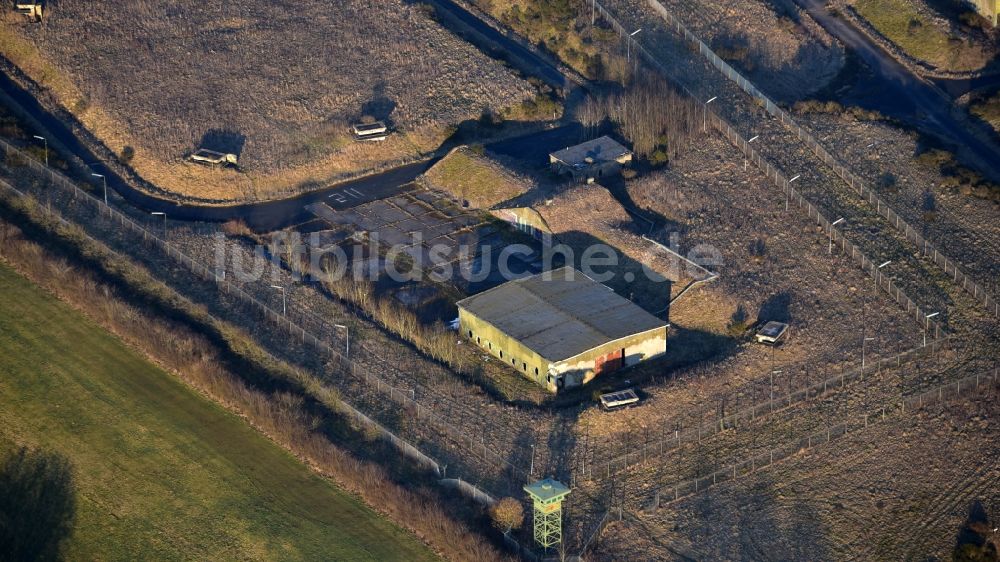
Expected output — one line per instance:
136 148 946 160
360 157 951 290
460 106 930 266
595 348 625 375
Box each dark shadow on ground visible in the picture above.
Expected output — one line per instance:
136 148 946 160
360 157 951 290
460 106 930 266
198 129 246 157
953 499 998 562
361 82 397 124
680 472 833 560
0 447 76 561
758 291 793 324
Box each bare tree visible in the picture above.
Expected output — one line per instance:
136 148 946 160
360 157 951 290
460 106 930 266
601 75 699 162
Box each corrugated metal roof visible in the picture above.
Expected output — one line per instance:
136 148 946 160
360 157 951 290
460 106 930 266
457 267 666 362
550 136 631 166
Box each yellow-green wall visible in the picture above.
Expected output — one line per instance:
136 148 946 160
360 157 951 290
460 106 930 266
459 308 668 393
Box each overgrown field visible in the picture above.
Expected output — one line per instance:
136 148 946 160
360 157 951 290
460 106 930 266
851 0 996 71
0 0 536 200
971 89 1000 134
0 262 438 561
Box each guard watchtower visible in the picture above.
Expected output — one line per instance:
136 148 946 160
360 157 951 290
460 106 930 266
523 478 570 550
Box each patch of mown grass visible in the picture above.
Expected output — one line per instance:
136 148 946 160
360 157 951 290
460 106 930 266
423 146 530 208
0 263 438 561
854 0 990 71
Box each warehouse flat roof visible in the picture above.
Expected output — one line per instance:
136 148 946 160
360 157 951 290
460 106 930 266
549 136 631 167
457 267 666 362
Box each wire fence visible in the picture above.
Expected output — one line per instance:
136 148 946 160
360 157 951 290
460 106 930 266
645 366 999 510
575 336 959 482
633 0 998 320
590 0 942 336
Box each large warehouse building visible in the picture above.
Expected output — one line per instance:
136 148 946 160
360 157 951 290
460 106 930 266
457 267 668 393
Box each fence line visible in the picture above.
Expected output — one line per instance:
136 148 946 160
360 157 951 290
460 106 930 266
633 0 998 319
590 0 942 338
578 337 957 481
646 366 999 510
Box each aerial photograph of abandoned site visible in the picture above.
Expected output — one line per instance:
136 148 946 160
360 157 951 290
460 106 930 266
2 0 1000 560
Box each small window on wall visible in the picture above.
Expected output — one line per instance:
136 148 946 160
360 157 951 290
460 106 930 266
534 367 539 376
499 350 503 358
511 357 516 366
468 330 473 338
488 342 492 350
477 337 481 344
522 362 527 371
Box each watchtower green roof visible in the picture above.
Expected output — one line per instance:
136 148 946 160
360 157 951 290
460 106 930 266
523 478 570 503
456 267 666 362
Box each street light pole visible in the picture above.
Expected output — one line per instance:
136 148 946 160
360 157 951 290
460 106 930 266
876 260 892 291
92 173 107 206
32 135 48 167
151 211 166 239
829 217 844 254
626 28 641 64
529 444 535 481
335 323 350 361
862 336 875 378
787 175 801 211
271 285 286 316
703 96 717 133
924 312 939 347
745 135 759 171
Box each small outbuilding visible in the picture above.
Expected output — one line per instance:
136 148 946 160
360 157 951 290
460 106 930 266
549 136 632 182
755 321 789 345
15 2 43 21
188 148 238 167
457 267 667 393
351 121 389 141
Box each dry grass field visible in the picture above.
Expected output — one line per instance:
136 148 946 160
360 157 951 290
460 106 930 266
648 0 846 100
0 0 536 201
590 392 1000 561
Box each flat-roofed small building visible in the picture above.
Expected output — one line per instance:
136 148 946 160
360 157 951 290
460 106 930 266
15 2 43 21
351 121 389 141
549 136 632 181
457 267 667 393
188 148 238 167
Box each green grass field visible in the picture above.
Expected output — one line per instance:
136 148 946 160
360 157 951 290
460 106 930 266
0 262 439 561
